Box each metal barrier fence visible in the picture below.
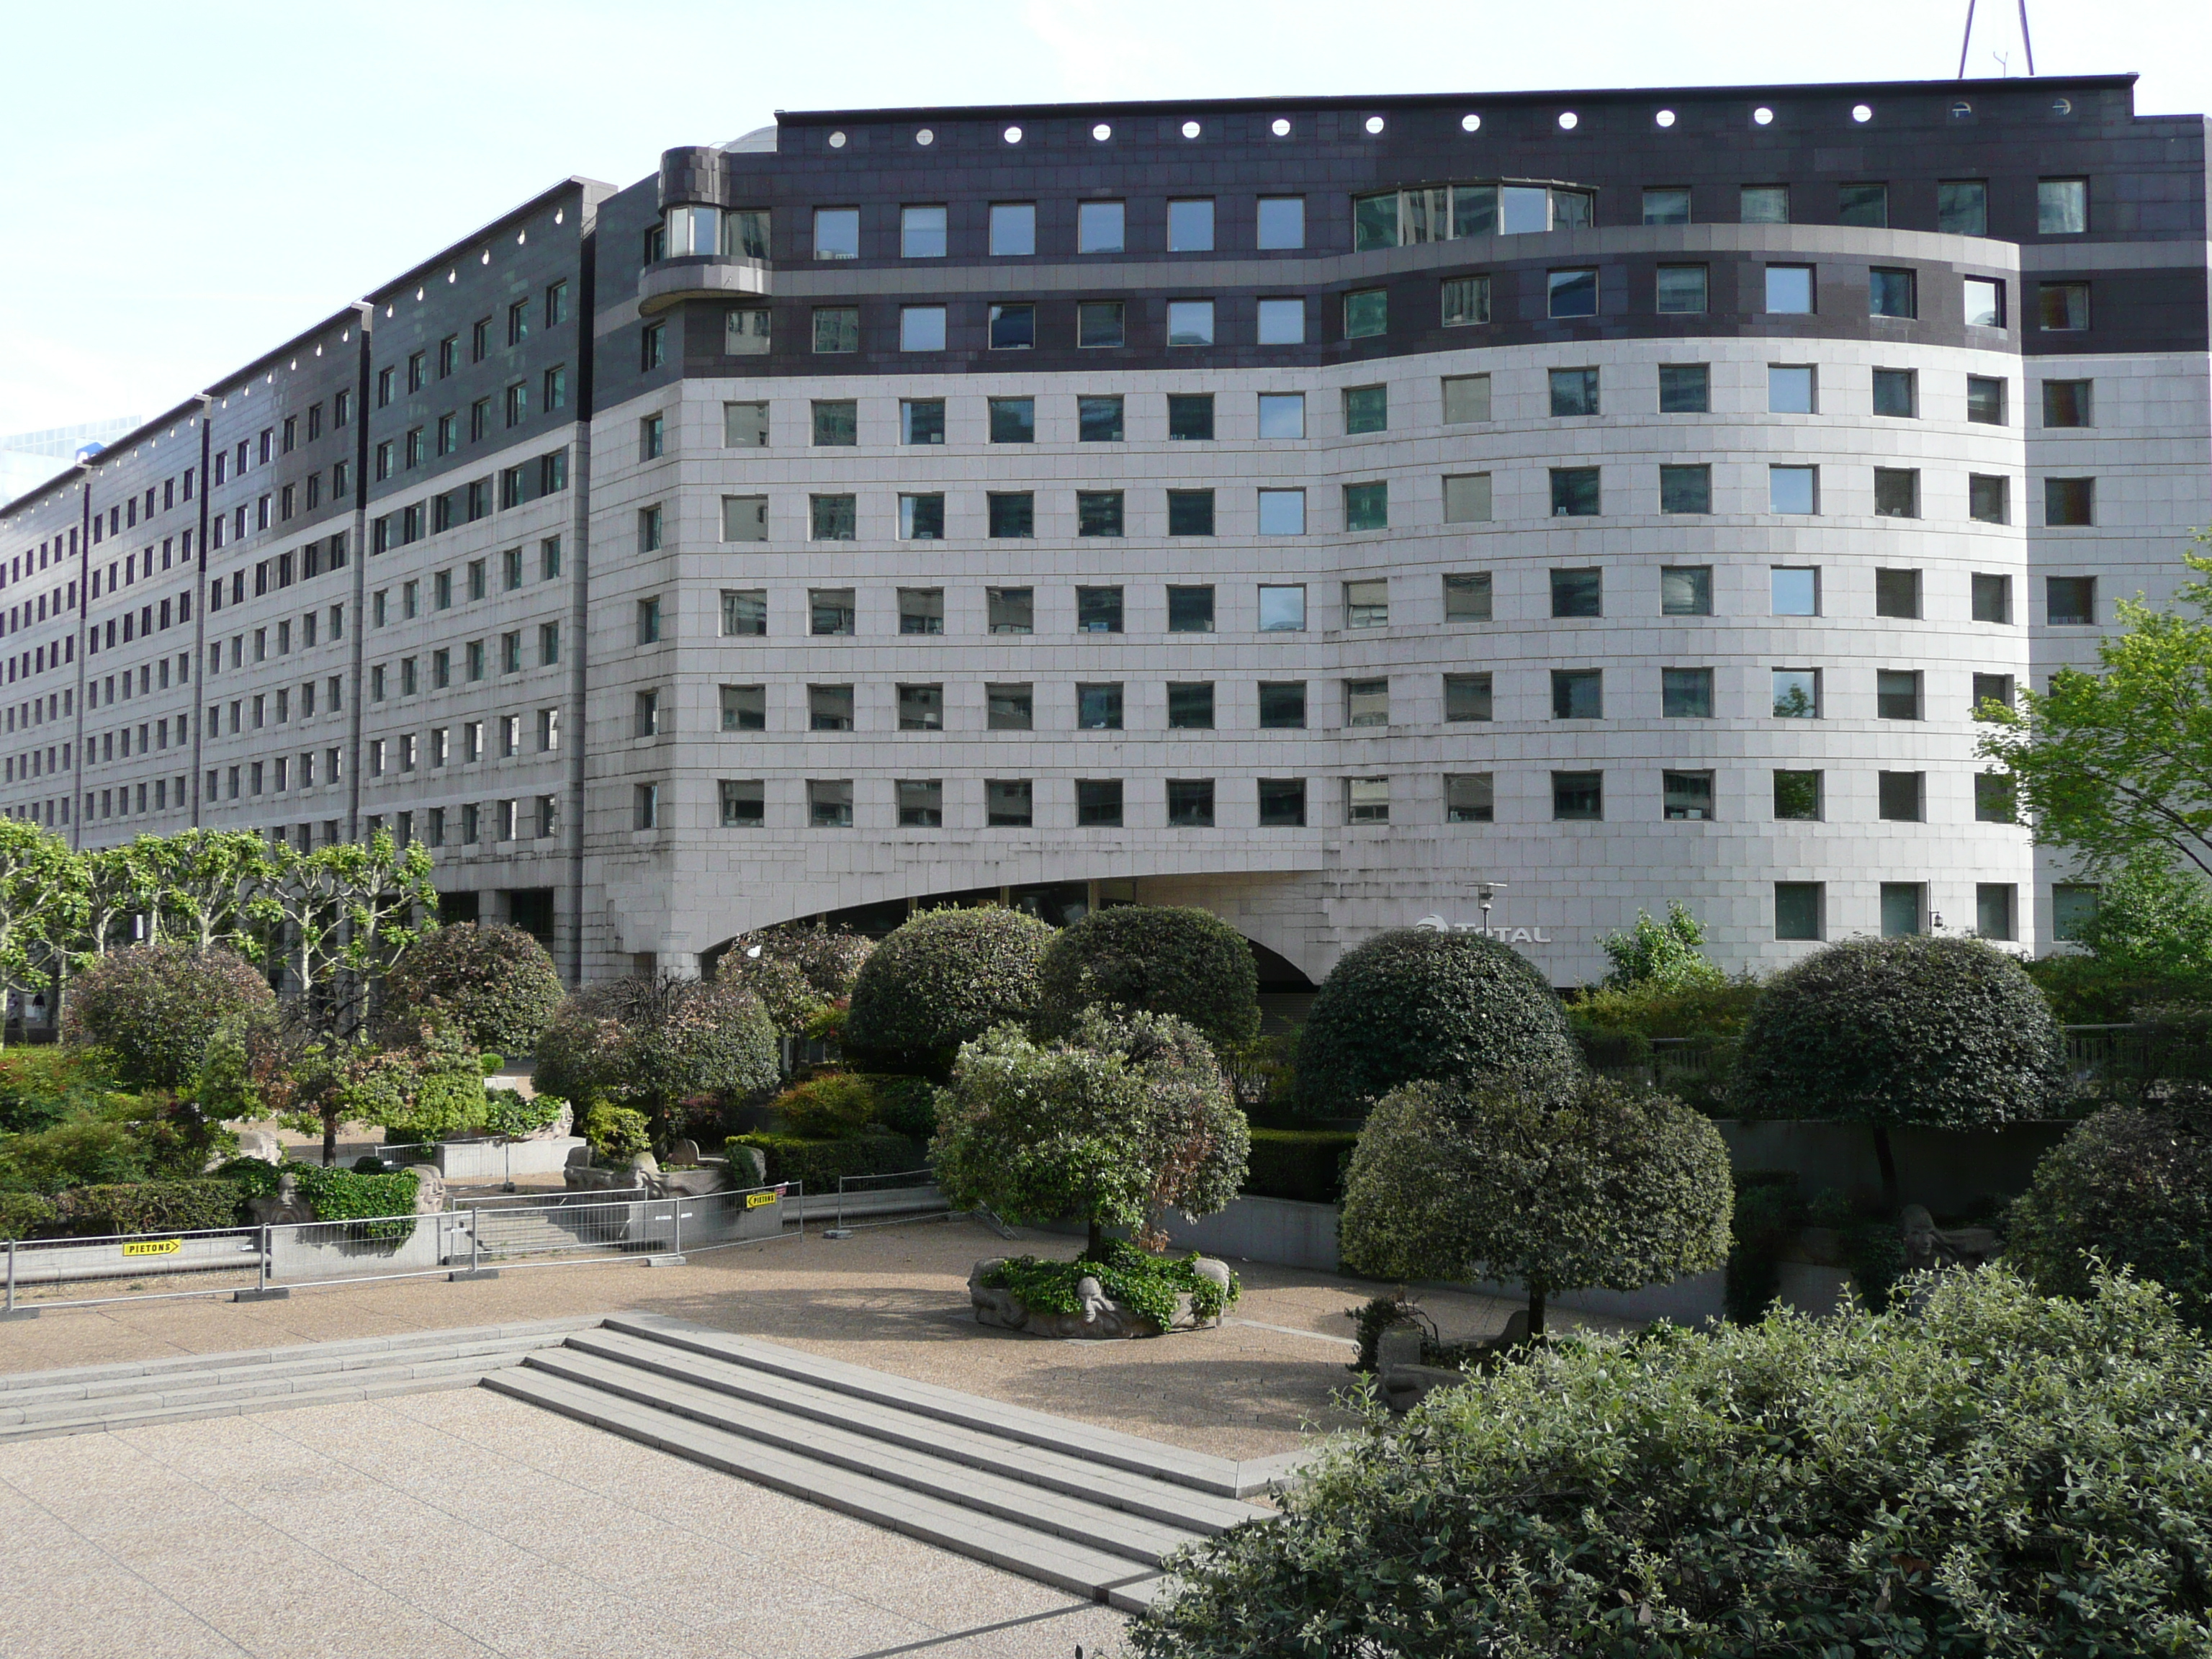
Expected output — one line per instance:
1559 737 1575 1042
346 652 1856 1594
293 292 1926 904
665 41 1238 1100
819 1167 951 1238
1 1183 803 1316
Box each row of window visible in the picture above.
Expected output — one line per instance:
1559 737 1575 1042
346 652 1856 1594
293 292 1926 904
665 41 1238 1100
374 284 570 407
376 367 569 477
369 450 570 552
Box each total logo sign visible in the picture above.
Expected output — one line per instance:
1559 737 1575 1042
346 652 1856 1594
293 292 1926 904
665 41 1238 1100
1416 914 1554 945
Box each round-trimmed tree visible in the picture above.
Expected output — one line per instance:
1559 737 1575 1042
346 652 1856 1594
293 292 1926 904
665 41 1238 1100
1338 1076 1732 1335
719 925 876 1035
1033 906 1259 1052
61 942 275 1091
379 923 565 1057
1730 935 2065 1204
533 975 778 1146
843 907 1055 1073
1295 929 1582 1118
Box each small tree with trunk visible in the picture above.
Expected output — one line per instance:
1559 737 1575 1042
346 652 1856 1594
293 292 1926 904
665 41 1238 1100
0 820 86 1046
1338 1076 1732 1336
532 974 779 1149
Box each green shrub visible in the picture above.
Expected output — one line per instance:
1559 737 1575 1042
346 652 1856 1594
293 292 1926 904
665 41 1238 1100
843 907 1055 1071
2025 858 2212 1022
0 1116 150 1193
1569 974 1763 1040
0 1048 124 1132
2008 1090 2212 1328
868 1074 940 1138
1295 930 1583 1118
1242 1128 1359 1205
719 925 875 1035
1339 1076 1732 1334
1730 935 2064 1128
215 1157 285 1200
534 976 778 1142
1597 900 1725 989
1033 906 1259 1051
1133 1267 2212 1658
773 1074 880 1138
727 1131 917 1191
288 1164 420 1239
57 1181 243 1236
61 943 275 1092
1725 1172 1805 1323
379 922 565 1056
482 1089 562 1140
0 1192 56 1240
581 1102 651 1161
981 1241 1239 1328
377 1023 491 1146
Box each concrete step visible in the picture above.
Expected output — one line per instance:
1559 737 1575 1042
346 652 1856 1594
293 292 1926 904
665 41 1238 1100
4 1364 516 1442
521 1344 1205 1565
601 1313 1253 1496
485 1365 1171 1612
558 1328 1262 1535
1 1349 531 1431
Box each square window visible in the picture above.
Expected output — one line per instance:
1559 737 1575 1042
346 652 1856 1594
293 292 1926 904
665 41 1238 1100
1552 669 1603 719
1549 367 1599 417
1167 393 1215 440
901 398 946 445
1077 200 1125 253
808 683 854 730
1441 274 1491 326
1256 298 1305 344
2045 479 2095 527
1345 678 1390 727
1258 490 1306 535
901 204 947 258
989 202 1036 256
1078 395 1125 441
1872 369 1917 416
1343 385 1388 433
989 397 1036 443
1964 277 2006 328
899 588 945 636
1875 568 1922 618
1077 300 1125 347
1167 492 1215 536
1840 184 1889 228
987 682 1033 728
1258 585 1306 631
1258 778 1307 827
899 305 948 351
1658 364 1710 413
896 683 944 731
1663 667 1714 717
2043 379 2093 427
1775 882 1822 940
1077 493 1125 536
1343 288 1388 337
2053 884 2100 941
1938 180 1987 235
1550 568 1602 617
1167 300 1215 346
1344 579 1389 629
1344 482 1388 531
1878 771 1924 821
989 302 1035 349
809 780 853 828
1257 392 1305 438
812 307 859 352
1550 468 1600 517
1258 681 1307 728
1552 771 1603 820
896 779 945 828
1874 469 1920 518
1444 673 1493 721
2047 575 2095 625
1772 669 1820 717
987 492 1035 538
1869 267 1916 318
1664 770 1715 821
988 588 1034 634
1773 770 1821 821
1166 779 1216 827
1439 374 1492 426
1741 185 1789 225
1076 585 1124 631
2038 179 2087 235
1547 268 1597 318
1881 883 1925 938
724 400 769 446
1770 467 1818 515
810 589 856 636
1661 566 1712 616
1642 186 1691 225
1972 574 2013 624
1966 375 2007 424
1442 475 1492 524
1966 475 2008 529
1076 779 1124 827
1975 771 2017 822
1167 199 1215 252
811 400 858 446
1655 265 1707 313
899 494 945 541
1344 778 1390 825
1659 465 1711 514
813 207 858 259
809 494 856 539
1769 364 1816 413
1167 683 1215 729
1977 884 2017 941
1877 670 1923 720
720 684 766 731
727 308 770 355
1166 585 1215 634
1765 265 1813 313
1257 196 1305 249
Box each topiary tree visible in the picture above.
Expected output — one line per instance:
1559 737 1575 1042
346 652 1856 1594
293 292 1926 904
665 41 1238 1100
60 941 276 1091
843 907 1054 1073
1132 1265 2212 1658
720 924 874 1036
532 974 778 1148
2008 1088 2212 1328
1730 935 2066 1208
1033 905 1259 1051
1295 929 1583 1118
379 922 565 1056
1339 1075 1731 1336
933 1007 1249 1254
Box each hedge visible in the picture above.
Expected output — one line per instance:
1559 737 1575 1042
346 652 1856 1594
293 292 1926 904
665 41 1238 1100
1033 907 1259 1051
57 1181 243 1236
843 907 1055 1071
379 922 565 1056
1242 1128 1359 1205
726 1131 918 1192
0 1192 56 1241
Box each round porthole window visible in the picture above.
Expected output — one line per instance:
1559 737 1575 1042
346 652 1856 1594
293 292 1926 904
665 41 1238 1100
1460 112 1480 132
1851 103 1873 123
1951 101 1972 119
829 130 848 148
1002 125 1022 143
1271 117 1291 136
1092 122 1111 140
916 127 934 145
1181 120 1201 138
2051 97 2072 116
1557 111 1578 130
1753 106 1775 125
1655 108 1676 127
1364 114 1385 134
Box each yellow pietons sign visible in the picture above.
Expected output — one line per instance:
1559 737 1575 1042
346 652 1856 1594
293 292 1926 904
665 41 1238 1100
122 1239 181 1258
745 1191 780 1210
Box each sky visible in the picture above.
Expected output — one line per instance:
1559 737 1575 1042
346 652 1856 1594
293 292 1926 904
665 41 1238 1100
1 0 2207 446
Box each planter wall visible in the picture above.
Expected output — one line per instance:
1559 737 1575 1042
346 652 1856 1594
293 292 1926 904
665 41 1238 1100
428 1136 586 1179
1714 1120 2069 1213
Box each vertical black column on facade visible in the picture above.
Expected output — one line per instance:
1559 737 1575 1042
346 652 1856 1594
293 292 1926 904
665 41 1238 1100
563 221 598 985
344 304 374 840
67 474 91 850
186 395 214 828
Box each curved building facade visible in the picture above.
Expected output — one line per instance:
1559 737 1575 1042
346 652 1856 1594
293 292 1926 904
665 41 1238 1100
2 76 2207 986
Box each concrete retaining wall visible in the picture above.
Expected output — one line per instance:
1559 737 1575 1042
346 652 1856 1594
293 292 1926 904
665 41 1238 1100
428 1137 586 1179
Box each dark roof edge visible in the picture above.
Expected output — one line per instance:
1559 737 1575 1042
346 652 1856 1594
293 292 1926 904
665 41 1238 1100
364 175 619 307
0 390 202 523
